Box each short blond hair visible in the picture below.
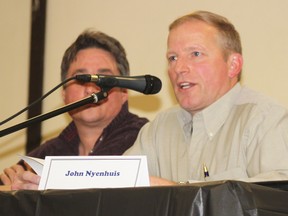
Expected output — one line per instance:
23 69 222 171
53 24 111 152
169 11 242 60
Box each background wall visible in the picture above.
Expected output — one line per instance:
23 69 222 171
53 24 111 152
1 0 288 171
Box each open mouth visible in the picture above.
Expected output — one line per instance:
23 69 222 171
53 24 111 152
179 82 194 89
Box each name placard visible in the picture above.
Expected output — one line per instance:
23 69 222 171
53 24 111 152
38 155 149 190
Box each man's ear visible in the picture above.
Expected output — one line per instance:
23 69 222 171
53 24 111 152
228 53 243 78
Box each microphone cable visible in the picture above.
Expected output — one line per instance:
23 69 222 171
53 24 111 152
0 77 76 126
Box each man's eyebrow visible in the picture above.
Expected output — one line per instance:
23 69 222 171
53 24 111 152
97 68 113 74
71 69 88 76
71 68 113 76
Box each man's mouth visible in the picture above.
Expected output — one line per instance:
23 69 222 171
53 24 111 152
179 82 194 89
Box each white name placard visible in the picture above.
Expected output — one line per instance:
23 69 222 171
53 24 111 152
38 155 149 190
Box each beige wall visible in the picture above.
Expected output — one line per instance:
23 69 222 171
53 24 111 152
1 0 288 171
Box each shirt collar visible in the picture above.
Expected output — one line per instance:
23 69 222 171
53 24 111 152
177 106 193 138
193 83 242 139
60 101 130 143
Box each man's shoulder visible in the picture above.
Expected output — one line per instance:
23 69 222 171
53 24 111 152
123 111 149 127
237 86 287 110
27 137 64 158
234 86 288 121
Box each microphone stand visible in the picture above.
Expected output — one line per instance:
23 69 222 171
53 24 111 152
0 91 108 137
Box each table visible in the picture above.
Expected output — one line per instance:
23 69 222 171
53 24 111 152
1 180 288 216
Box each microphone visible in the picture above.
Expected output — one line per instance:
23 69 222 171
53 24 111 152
75 74 162 95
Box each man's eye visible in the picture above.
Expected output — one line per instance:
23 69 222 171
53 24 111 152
192 51 201 57
168 56 177 62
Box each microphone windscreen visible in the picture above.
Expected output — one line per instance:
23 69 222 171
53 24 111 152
144 75 162 94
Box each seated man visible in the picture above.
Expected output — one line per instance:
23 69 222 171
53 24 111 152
125 10 288 185
1 30 148 189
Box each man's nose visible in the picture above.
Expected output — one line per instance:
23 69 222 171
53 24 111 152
84 82 101 94
174 58 189 75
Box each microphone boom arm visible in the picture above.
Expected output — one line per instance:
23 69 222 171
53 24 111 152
0 91 108 137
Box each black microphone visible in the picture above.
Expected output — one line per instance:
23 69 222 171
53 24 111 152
75 74 162 95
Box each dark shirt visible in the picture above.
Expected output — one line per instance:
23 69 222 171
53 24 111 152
0 102 148 185
27 102 148 158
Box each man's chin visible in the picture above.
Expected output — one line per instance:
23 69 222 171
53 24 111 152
69 104 99 116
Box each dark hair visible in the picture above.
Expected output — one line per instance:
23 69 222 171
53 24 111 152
61 30 129 81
